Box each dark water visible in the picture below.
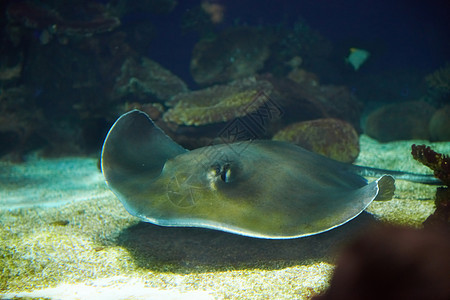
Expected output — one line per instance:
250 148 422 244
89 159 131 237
153 0 449 84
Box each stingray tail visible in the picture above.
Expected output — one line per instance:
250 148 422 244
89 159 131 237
374 175 396 201
353 165 442 185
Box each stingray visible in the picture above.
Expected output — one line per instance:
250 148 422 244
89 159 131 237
101 110 437 239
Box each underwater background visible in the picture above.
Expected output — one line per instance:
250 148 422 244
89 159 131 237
1 0 449 299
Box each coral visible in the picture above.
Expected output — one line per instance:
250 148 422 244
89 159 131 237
273 118 360 163
7 1 120 37
163 77 274 126
314 225 450 300
114 57 188 102
190 27 273 85
425 63 450 93
411 144 450 186
364 101 436 142
411 145 450 230
429 105 450 141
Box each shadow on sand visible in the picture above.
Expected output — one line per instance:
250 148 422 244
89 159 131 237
116 212 378 273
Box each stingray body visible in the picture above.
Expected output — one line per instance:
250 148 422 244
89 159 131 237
101 110 396 239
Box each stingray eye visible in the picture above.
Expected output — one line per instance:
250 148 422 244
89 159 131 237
220 163 231 183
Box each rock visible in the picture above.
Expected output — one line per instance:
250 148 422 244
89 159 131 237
262 74 362 131
364 101 436 142
163 76 274 126
273 118 360 163
190 27 272 85
114 57 188 102
429 105 450 141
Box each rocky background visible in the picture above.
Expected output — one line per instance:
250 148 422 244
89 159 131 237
0 0 449 161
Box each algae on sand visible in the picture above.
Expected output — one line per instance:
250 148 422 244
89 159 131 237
1 136 449 299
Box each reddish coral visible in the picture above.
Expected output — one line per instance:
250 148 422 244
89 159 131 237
412 145 449 230
411 144 450 186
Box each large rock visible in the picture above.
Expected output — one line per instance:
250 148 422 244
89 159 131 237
365 101 436 142
273 118 360 163
262 74 362 131
163 77 274 126
114 57 188 102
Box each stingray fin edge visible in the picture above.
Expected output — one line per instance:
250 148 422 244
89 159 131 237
101 109 187 186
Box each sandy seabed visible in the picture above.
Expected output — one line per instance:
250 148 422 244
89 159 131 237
1 135 449 299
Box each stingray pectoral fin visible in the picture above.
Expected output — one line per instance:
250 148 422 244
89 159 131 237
309 175 395 238
101 110 187 197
